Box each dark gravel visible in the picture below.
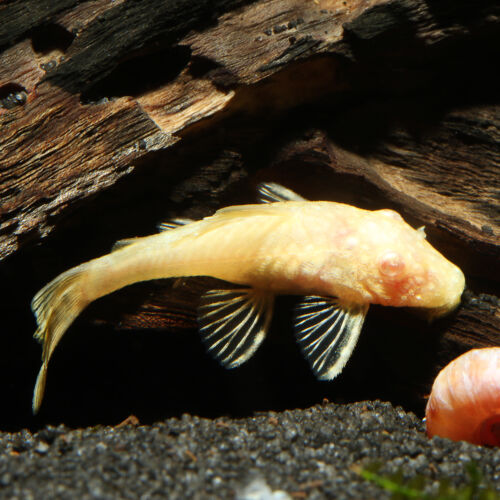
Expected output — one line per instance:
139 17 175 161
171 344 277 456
1 401 499 499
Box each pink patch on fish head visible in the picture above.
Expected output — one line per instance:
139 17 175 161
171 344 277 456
376 251 414 304
331 226 359 252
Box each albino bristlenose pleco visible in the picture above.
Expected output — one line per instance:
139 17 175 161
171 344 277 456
30 183 466 413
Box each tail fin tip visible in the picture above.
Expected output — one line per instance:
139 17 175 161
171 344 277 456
30 263 89 413
32 363 47 414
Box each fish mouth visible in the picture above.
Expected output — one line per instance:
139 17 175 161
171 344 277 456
426 303 458 321
429 265 466 320
426 286 465 321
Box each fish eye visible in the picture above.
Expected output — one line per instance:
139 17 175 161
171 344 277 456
379 251 405 277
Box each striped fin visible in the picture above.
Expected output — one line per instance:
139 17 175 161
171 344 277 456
157 217 194 232
294 296 368 380
198 288 274 368
257 182 307 203
111 238 140 252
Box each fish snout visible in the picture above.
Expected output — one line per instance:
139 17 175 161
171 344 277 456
447 265 466 308
437 264 465 315
422 264 465 319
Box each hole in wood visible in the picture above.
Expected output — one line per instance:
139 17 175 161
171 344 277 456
81 45 192 104
0 83 27 110
30 23 75 54
188 55 221 79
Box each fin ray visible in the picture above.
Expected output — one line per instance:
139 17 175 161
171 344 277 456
111 238 139 252
198 289 274 368
157 217 194 232
31 264 90 413
294 296 368 380
257 182 307 203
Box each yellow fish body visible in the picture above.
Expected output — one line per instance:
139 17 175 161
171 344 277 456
31 183 465 413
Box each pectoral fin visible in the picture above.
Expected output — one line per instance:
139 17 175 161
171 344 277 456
294 296 368 380
198 288 274 368
257 182 307 203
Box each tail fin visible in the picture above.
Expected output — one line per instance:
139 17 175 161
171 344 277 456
31 263 89 414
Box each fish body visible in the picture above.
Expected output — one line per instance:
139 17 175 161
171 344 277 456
426 347 500 446
76 201 462 306
31 183 465 413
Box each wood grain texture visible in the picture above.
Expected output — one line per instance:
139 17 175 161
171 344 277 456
0 0 498 427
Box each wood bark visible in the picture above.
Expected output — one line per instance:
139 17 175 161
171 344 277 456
0 0 498 427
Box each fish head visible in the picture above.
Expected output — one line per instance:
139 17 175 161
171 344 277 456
364 209 465 316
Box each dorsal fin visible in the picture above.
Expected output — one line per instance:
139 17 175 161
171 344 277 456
257 182 307 203
111 217 195 252
294 296 368 380
157 217 194 232
198 288 274 368
111 238 140 252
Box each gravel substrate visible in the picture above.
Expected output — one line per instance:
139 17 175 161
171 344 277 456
1 401 499 499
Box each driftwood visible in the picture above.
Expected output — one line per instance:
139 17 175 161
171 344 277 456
0 0 498 428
